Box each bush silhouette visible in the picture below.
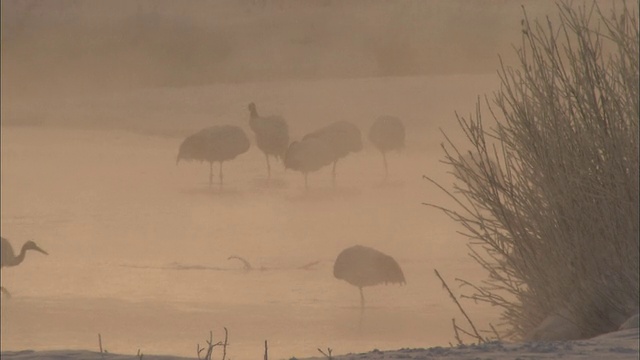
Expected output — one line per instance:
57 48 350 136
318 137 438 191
427 1 638 340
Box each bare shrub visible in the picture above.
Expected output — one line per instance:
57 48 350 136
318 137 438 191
197 328 229 360
425 1 638 340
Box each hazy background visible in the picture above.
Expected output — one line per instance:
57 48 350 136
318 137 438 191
0 1 615 359
1 0 586 139
1 0 532 92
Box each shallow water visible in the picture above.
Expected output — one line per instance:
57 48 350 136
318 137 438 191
1 78 501 359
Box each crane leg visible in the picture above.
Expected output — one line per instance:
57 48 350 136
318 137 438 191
219 161 224 189
332 161 337 188
382 152 388 181
304 173 309 191
265 153 271 181
209 162 214 188
359 287 365 310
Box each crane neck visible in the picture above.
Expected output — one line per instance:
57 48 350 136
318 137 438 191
15 245 29 266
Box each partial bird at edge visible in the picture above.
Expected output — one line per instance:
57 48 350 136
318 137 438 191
1 236 49 298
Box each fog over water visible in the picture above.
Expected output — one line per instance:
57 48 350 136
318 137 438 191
1 1 615 359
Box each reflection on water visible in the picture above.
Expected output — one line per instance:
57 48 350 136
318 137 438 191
1 126 498 359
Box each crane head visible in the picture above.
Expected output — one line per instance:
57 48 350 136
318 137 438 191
24 241 48 256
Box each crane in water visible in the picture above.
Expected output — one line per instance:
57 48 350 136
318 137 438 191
284 137 335 190
1 237 48 297
248 102 290 181
369 115 405 181
177 125 250 188
303 121 363 187
333 245 405 309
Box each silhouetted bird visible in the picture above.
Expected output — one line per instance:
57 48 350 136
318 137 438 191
177 125 250 188
284 137 335 190
1 237 48 297
248 102 290 180
369 116 405 180
303 121 363 186
333 245 405 309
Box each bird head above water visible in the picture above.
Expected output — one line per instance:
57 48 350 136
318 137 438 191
1 237 49 269
23 240 49 256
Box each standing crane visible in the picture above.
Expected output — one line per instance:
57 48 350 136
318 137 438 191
333 245 405 309
369 116 405 181
177 125 250 188
284 137 335 190
303 121 363 187
248 102 290 181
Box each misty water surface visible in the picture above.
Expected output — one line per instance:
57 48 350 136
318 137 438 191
0 1 531 358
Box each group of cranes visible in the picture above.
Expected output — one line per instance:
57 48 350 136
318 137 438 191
177 102 406 189
174 103 408 306
3 103 408 306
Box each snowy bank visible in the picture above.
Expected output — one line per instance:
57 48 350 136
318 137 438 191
2 328 637 360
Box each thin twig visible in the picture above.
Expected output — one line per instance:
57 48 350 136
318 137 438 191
197 330 223 360
318 347 333 359
454 322 482 339
434 269 485 343
452 319 463 345
490 323 502 341
98 334 105 359
221 327 229 360
228 256 253 270
264 340 268 360
298 260 321 270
